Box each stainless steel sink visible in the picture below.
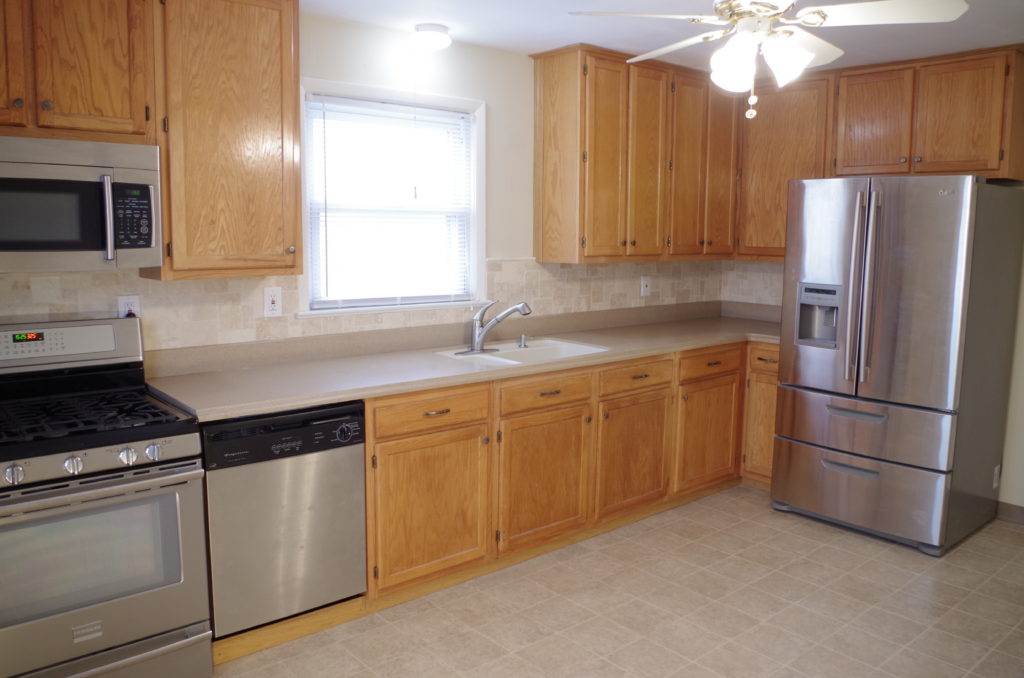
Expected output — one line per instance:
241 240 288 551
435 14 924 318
437 338 607 366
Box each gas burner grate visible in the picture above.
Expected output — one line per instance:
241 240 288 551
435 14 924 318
0 390 181 445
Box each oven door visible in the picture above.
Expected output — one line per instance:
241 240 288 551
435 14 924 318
0 462 209 678
0 163 162 273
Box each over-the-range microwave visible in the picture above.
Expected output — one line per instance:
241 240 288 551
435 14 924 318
0 137 163 272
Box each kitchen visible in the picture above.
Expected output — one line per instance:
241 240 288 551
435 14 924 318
2 0 1024 677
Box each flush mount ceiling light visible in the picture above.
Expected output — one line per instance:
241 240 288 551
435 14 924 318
572 0 969 117
412 23 453 50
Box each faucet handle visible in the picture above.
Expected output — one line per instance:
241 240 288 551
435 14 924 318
472 300 497 322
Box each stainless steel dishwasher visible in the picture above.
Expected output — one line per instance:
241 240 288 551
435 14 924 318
202 401 365 637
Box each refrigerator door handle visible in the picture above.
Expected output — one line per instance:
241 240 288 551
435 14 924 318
845 191 867 382
858 191 881 384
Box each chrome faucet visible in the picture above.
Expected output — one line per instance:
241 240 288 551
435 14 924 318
457 300 532 354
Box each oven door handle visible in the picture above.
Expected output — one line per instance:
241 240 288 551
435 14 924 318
0 468 203 523
63 629 213 678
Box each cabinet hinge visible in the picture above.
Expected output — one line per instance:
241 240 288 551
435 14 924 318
1007 63 1011 77
669 160 674 171
495 530 501 542
583 64 589 76
1000 149 1005 161
165 242 172 257
582 150 588 163
162 117 169 133
671 81 677 93
497 430 503 443
372 565 379 580
666 237 672 247
145 105 150 121
371 454 378 469
833 157 837 169
581 237 587 249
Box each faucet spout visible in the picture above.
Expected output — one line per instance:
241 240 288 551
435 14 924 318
458 301 532 354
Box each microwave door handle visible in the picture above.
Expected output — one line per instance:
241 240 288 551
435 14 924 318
101 174 115 261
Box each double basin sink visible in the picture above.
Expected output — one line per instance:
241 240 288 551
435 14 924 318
437 338 607 367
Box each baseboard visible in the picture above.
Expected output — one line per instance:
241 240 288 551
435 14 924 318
998 501 1024 524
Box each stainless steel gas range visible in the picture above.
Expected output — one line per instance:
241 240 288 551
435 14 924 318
0 318 211 678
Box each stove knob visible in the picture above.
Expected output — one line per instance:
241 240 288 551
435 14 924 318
117 447 139 466
3 464 25 486
63 456 84 476
145 443 163 461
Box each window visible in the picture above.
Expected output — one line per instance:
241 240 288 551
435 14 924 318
304 90 481 310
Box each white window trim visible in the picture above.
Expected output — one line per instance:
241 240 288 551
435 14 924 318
298 78 487 317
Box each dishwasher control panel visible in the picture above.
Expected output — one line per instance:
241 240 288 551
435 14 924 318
202 401 364 470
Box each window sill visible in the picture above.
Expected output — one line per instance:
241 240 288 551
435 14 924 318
296 300 487 319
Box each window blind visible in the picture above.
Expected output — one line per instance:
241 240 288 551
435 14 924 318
305 94 474 309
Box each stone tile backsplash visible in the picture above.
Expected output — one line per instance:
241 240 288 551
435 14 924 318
0 260 782 351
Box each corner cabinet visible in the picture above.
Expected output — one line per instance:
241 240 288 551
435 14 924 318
147 0 300 280
0 0 156 140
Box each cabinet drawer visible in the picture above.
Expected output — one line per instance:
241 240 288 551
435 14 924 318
499 371 592 417
374 385 490 439
749 345 780 375
598 357 674 396
678 346 743 382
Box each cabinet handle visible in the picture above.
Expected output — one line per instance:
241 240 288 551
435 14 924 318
12 98 24 108
620 240 627 246
756 357 778 364
286 246 296 254
603 412 610 419
631 373 651 380
630 240 637 246
699 239 705 246
898 156 907 163
706 360 722 366
539 389 562 397
423 408 451 417
41 100 54 111
913 156 922 163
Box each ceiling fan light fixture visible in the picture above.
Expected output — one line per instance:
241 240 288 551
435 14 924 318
709 32 758 93
761 31 814 87
412 23 452 50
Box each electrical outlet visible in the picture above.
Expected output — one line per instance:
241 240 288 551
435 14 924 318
117 295 141 318
263 286 283 317
640 275 651 298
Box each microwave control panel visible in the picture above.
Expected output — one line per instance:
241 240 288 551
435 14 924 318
113 183 154 248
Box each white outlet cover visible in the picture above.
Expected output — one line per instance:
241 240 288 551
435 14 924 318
263 286 283 317
640 275 651 297
117 295 141 318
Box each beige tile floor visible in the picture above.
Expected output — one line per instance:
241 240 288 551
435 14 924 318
214 487 1024 678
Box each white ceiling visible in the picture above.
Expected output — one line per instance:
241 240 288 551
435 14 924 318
298 0 1024 72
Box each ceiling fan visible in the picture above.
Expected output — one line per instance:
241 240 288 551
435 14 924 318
572 0 969 115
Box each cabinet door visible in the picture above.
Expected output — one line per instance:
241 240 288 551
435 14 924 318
374 424 490 591
498 405 591 553
736 78 829 258
742 371 778 482
677 373 741 492
164 0 300 273
703 89 737 256
913 56 1006 173
667 71 708 256
583 53 628 257
835 68 914 175
32 0 152 134
626 63 670 256
595 388 672 519
0 0 27 126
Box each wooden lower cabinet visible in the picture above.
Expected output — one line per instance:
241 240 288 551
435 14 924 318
676 372 742 492
742 343 780 483
372 423 491 592
497 404 592 553
595 388 673 519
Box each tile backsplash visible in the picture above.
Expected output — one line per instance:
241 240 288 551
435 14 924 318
0 259 782 351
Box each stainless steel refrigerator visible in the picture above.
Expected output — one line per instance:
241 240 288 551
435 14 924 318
772 175 1024 555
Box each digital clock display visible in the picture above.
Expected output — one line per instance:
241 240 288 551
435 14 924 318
13 332 44 343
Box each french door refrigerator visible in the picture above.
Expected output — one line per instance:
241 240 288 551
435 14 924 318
772 175 1024 555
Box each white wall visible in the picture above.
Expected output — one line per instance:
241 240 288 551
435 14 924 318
300 15 535 259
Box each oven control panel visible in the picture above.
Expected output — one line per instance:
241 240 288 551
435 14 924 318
113 183 154 248
0 324 115 361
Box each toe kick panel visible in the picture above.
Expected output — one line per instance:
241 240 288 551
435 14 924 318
771 439 950 547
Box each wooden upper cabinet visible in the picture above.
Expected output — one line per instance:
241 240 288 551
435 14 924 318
159 0 300 278
736 76 830 259
835 68 914 175
667 70 709 257
626 62 670 256
913 55 1006 173
702 88 737 256
583 53 628 257
0 0 28 126
32 0 152 134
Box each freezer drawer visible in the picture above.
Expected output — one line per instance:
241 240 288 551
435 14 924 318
772 439 949 548
776 386 956 471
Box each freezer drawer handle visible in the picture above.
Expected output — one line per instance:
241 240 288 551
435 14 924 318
825 405 887 423
820 459 880 479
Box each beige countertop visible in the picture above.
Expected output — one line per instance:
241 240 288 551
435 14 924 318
148 317 780 421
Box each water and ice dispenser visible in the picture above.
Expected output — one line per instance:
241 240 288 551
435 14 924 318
796 283 840 348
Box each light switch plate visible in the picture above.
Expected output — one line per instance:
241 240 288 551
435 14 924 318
640 276 651 298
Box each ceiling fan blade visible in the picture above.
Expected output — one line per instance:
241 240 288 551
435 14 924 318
626 30 730 63
782 27 845 67
794 0 968 28
569 11 728 25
